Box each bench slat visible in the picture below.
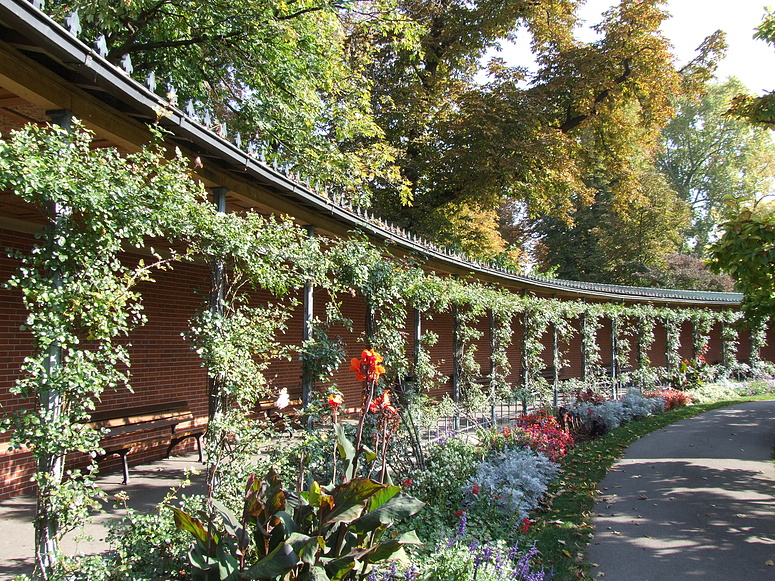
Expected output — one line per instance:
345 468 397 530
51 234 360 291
89 400 189 424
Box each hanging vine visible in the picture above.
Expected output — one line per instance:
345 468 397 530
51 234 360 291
0 122 223 575
749 315 770 368
721 310 743 367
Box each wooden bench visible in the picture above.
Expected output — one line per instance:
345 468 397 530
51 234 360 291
87 401 205 484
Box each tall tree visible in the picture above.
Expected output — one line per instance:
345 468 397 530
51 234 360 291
657 78 775 255
47 0 414 196
366 0 720 258
533 168 690 284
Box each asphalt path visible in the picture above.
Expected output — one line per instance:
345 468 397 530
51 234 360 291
588 400 775 580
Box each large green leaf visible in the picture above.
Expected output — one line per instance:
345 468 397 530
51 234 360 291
363 532 422 563
286 532 324 566
335 423 356 480
213 499 249 551
321 479 384 525
242 541 300 580
173 507 213 546
350 493 425 534
305 565 331 581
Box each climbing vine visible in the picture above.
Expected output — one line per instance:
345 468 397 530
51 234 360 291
0 118 768 580
749 315 770 368
0 122 215 575
580 303 605 380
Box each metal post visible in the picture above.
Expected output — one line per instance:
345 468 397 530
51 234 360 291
301 225 315 408
610 311 618 398
552 322 559 408
721 320 728 367
580 303 588 383
552 293 559 408
489 309 496 426
413 308 422 370
520 290 529 413
452 304 461 431
208 187 228 421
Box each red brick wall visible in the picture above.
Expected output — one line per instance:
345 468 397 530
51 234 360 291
0 229 37 498
649 321 668 368
706 323 723 365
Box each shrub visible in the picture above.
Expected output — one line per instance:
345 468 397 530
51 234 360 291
485 420 575 463
570 390 666 437
405 436 485 542
469 446 559 522
646 388 692 410
392 537 552 581
621 389 663 419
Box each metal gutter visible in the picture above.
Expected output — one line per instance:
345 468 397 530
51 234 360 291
0 0 743 307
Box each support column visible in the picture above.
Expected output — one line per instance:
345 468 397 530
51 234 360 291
301 225 316 408
489 309 496 425
551 293 559 408
520 290 529 412
452 303 461 430
208 186 228 421
580 300 588 383
721 320 728 367
609 306 618 398
36 109 74 571
365 303 375 348
413 308 423 371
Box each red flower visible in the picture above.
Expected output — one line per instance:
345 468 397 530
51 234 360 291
472 485 480 496
455 509 465 518
327 393 344 409
369 390 398 415
402 478 413 488
521 517 530 533
350 349 386 382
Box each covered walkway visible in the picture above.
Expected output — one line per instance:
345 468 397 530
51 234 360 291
589 400 775 580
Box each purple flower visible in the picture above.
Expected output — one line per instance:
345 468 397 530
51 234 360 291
404 564 418 581
494 549 505 576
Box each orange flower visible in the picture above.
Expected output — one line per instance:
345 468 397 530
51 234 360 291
349 349 385 382
369 390 398 415
327 393 344 409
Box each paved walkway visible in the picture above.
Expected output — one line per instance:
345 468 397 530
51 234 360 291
0 452 205 580
588 400 775 580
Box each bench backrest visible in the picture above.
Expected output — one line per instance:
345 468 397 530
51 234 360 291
88 401 193 432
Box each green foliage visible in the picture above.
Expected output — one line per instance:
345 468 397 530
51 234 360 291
46 0 411 198
658 79 775 256
709 202 775 319
728 9 775 127
0 121 212 574
534 172 690 285
173 448 424 580
405 437 484 543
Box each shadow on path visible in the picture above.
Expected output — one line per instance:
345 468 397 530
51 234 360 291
0 452 205 579
588 400 775 581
